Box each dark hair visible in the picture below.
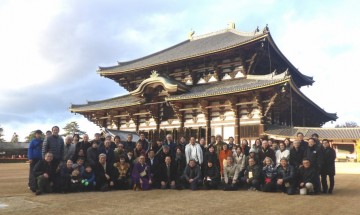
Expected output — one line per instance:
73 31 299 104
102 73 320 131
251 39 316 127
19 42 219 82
34 130 43 135
297 132 304 136
73 134 80 139
114 135 121 141
322 139 329 143
312 133 319 138
148 149 155 153
308 137 316 142
51 126 59 131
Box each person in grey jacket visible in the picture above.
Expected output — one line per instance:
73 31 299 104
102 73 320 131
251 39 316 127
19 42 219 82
181 159 201 190
63 135 75 163
42 126 64 166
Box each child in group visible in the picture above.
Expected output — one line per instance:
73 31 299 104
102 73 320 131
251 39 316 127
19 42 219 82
70 168 82 192
81 164 96 191
72 158 85 175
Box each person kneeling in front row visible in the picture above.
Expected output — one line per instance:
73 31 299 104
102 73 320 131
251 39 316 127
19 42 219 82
181 159 201 190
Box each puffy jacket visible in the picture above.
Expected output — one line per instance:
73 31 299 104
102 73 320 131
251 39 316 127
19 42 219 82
28 138 43 160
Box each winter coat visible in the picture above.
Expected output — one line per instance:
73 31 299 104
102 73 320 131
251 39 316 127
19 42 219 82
28 138 43 160
321 147 336 176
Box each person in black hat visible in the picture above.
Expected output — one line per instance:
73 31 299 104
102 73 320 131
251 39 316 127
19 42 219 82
28 129 44 192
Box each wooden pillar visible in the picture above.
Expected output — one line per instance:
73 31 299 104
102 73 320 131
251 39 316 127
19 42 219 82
205 113 211 145
178 113 185 143
234 107 240 145
135 115 140 133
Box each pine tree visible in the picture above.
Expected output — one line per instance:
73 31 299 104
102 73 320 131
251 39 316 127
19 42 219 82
0 125 5 142
62 121 86 136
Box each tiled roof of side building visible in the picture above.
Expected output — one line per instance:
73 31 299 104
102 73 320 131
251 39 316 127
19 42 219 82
98 29 267 73
265 125 360 140
69 94 144 112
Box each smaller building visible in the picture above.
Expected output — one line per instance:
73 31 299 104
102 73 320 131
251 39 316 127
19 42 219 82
265 125 360 161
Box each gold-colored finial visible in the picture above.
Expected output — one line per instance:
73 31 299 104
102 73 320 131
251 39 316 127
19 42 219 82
188 30 195 40
150 70 159 78
228 22 235 29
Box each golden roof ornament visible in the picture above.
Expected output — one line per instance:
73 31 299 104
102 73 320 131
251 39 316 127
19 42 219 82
188 30 195 40
228 22 235 29
150 70 159 78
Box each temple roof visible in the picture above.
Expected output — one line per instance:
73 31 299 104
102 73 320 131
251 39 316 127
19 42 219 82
166 72 289 101
265 125 360 140
69 94 144 112
98 28 267 74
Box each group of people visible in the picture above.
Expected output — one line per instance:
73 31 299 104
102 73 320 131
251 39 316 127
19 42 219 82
27 126 336 196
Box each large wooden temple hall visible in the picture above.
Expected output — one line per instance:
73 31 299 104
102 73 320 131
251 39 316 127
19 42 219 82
69 24 338 145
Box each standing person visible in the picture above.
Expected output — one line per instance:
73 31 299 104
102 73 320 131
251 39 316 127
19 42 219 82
75 134 91 158
33 152 55 195
227 137 236 151
258 140 276 166
203 145 220 168
174 147 186 189
219 144 232 179
114 142 126 163
241 139 250 156
63 135 75 163
289 140 304 170
99 139 115 166
138 133 150 153
87 141 99 167
297 132 308 151
164 134 177 156
42 126 64 167
93 133 103 146
185 137 203 165
28 129 44 192
132 155 152 190
146 149 160 188
275 142 290 167
124 134 136 153
214 135 226 156
311 133 321 148
177 136 187 153
45 130 52 138
321 139 336 194
284 138 292 150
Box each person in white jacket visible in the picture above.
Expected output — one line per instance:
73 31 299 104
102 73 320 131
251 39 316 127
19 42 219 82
275 142 290 167
185 137 203 165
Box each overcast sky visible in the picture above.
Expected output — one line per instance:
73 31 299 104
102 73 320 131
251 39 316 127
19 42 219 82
0 0 359 141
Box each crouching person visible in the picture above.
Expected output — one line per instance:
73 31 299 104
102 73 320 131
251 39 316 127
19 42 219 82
159 156 177 189
262 157 277 192
181 159 201 190
298 158 317 195
223 156 240 191
276 158 296 195
81 164 96 191
203 159 220 190
241 158 261 191
94 153 119 191
33 152 55 195
114 156 131 190
132 155 152 191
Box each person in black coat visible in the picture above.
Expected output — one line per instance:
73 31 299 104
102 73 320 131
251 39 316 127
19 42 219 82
258 140 276 166
298 158 317 195
276 158 296 195
94 153 119 191
321 139 336 194
203 145 220 167
159 156 177 189
33 152 56 195
146 149 160 188
296 132 308 151
99 139 115 166
124 134 136 153
174 147 186 189
87 141 99 167
303 138 323 193
203 159 220 189
289 140 304 170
